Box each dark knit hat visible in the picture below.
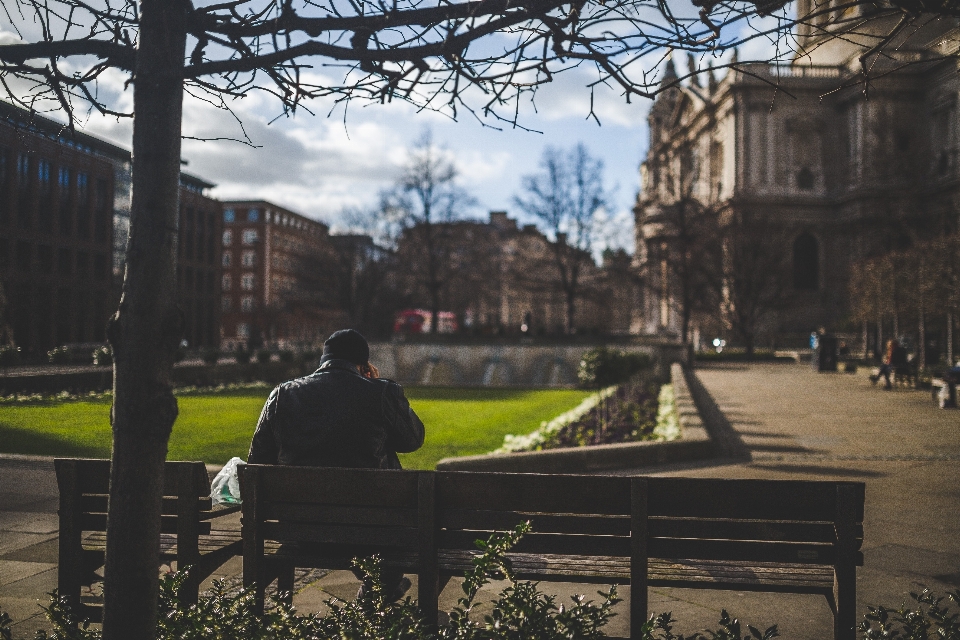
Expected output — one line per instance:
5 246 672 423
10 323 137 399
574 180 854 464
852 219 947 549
321 329 370 366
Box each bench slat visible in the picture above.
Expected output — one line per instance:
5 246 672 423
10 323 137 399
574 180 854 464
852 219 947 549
438 530 842 565
82 531 240 555
650 517 862 548
81 513 212 536
646 478 865 522
255 466 420 506
439 509 629 536
435 551 836 588
439 530 630 556
439 510 863 546
80 494 214 515
436 472 630 515
66 459 208 496
261 521 420 548
262 503 418 527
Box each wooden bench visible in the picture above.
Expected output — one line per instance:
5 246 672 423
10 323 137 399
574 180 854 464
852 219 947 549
241 465 864 640
56 458 242 621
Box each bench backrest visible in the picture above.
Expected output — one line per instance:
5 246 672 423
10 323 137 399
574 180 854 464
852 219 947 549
55 458 215 537
241 465 427 552
436 471 634 558
436 472 864 567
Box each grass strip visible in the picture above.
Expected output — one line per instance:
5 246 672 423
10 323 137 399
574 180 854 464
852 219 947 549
0 387 593 470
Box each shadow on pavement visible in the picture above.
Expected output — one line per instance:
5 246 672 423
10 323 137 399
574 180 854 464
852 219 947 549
750 463 886 478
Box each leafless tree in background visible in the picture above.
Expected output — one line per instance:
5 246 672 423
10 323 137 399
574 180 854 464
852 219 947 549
720 212 792 358
515 144 606 334
382 132 474 333
3 0 960 632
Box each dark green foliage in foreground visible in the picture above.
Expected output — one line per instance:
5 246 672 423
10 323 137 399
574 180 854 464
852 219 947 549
443 522 619 640
1 609 12 640
641 610 778 640
860 589 960 640
4 523 780 640
578 347 652 388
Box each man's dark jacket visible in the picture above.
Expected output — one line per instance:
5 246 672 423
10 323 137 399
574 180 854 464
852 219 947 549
247 358 425 469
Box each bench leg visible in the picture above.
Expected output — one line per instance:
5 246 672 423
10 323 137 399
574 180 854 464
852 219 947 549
277 562 295 604
834 565 856 640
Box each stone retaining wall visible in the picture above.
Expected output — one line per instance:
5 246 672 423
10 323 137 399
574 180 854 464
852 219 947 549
435 363 718 472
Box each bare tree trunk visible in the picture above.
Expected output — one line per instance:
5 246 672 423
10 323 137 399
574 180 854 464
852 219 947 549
565 289 576 336
949 311 954 366
102 0 186 637
862 320 869 360
877 313 883 361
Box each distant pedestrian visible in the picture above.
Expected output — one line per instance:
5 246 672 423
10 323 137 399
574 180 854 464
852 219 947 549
872 339 903 389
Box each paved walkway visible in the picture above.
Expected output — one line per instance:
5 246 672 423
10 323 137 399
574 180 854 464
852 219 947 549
2 362 959 638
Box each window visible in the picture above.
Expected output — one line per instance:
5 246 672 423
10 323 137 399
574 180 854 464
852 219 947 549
17 153 29 189
241 229 258 244
38 159 51 190
241 250 255 267
224 208 235 223
241 273 255 290
247 209 260 222
236 323 250 338
38 245 53 274
76 251 88 278
58 248 71 276
77 173 90 237
796 167 814 190
16 242 31 271
222 274 232 291
793 233 819 291
58 167 70 189
94 254 108 281
222 252 232 267
221 296 232 311
223 230 233 246
241 296 254 312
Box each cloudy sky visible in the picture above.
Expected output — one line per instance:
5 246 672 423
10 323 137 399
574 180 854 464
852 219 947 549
3 7 785 256
75 63 653 254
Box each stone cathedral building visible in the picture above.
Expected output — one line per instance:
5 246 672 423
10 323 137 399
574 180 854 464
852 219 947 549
635 5 960 347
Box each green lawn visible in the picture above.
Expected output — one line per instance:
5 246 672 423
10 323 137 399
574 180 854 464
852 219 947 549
0 387 592 469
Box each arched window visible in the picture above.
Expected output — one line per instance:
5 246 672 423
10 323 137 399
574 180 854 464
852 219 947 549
793 233 819 291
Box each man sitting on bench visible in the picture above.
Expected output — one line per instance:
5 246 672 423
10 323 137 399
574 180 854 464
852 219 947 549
247 328 426 600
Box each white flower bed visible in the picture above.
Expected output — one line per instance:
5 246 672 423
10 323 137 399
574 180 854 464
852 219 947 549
653 383 681 441
494 381 681 454
493 385 618 454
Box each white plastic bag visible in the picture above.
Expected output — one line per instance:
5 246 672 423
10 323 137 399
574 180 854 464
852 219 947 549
210 457 245 505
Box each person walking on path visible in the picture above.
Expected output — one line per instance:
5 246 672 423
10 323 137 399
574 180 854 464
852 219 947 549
247 328 425 599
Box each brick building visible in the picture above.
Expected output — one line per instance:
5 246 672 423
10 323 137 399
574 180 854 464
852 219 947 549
0 100 223 357
0 102 121 356
220 200 341 351
394 211 635 336
175 174 223 349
